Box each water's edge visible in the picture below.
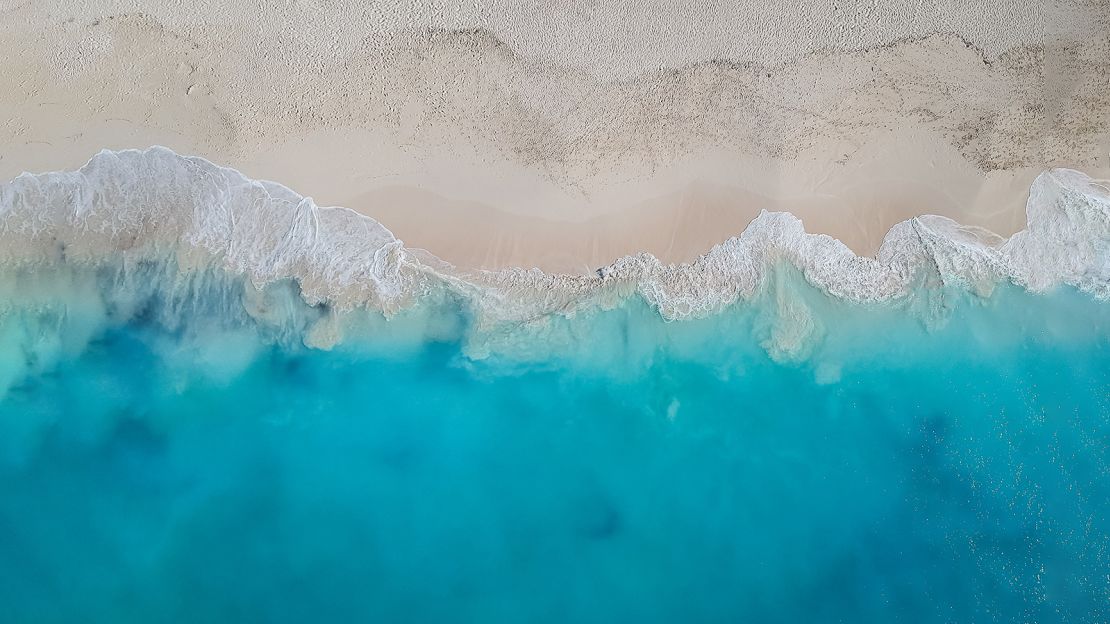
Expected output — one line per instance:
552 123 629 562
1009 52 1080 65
0 146 1106 365
3 147 1107 309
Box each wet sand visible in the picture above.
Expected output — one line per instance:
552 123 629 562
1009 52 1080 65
3 1 1108 273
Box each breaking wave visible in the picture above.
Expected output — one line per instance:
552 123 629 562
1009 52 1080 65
0 146 1107 352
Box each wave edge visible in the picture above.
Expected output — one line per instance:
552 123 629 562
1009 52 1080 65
1 146 1107 328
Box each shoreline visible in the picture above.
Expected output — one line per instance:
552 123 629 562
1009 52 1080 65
0 131 1076 275
4 3 1108 274
2 147 1107 325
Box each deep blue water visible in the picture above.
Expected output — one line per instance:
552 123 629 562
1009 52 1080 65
0 272 1108 623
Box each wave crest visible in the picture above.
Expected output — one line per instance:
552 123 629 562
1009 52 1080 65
1 147 1107 330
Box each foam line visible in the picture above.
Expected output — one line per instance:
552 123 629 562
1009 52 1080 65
1 147 1106 329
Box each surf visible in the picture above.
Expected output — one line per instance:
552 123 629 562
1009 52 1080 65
0 148 1108 622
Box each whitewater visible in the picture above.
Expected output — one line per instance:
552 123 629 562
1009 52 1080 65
0 147 1107 622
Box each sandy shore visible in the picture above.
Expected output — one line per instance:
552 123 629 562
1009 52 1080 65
3 1 1108 273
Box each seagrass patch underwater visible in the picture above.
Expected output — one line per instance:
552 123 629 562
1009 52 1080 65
0 265 1107 623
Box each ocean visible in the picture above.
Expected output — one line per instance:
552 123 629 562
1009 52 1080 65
0 149 1107 622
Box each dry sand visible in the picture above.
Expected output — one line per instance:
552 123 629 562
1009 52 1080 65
3 1 1108 273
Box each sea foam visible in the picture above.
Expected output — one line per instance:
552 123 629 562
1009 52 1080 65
0 145 1105 373
0 146 1106 358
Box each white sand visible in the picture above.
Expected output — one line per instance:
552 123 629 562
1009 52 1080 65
3 1 1108 273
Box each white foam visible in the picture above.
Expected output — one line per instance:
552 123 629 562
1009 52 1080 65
1 147 1107 331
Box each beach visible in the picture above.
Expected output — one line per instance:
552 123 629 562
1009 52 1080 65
4 0 1108 273
3 3 1110 621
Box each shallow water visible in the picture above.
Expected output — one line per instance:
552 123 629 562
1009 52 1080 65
0 266 1107 623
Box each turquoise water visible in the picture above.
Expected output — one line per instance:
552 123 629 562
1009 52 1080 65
0 265 1108 623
